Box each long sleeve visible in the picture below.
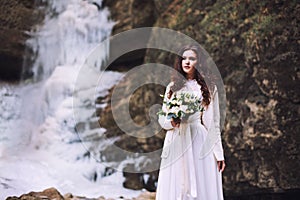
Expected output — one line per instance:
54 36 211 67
211 86 225 161
158 82 174 130
202 85 225 161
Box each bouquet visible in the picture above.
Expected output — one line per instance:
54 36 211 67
157 92 204 120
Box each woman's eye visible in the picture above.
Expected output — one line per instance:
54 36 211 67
182 57 196 61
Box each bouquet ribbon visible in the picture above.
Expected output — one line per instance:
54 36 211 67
178 113 199 198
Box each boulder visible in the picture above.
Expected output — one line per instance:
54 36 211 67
6 187 64 200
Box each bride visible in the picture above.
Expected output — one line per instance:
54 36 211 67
156 45 226 200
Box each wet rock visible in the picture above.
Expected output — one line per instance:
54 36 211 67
0 0 44 81
123 164 145 190
102 0 157 70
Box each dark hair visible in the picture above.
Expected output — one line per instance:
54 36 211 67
168 44 215 107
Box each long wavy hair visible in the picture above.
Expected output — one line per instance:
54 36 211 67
168 44 215 107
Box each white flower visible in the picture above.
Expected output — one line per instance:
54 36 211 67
171 99 178 104
181 105 188 112
169 106 180 115
158 91 203 119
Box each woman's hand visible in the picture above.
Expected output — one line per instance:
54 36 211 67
171 117 181 128
217 160 226 172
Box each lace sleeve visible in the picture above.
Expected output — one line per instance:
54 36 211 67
201 85 224 161
158 82 174 130
211 86 224 161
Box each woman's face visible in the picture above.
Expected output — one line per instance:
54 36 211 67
181 50 197 78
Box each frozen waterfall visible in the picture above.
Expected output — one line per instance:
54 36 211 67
0 0 141 199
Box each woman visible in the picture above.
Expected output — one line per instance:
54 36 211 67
156 45 225 200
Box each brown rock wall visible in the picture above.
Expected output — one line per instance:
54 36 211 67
99 0 300 196
0 0 43 81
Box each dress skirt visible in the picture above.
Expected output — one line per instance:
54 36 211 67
156 115 224 200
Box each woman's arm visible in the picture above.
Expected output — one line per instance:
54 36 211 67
158 82 175 130
211 86 225 162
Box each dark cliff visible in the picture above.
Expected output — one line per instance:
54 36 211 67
99 0 300 197
0 0 43 81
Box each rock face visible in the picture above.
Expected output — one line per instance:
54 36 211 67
6 188 64 200
6 187 156 200
102 0 157 70
0 0 43 81
103 0 157 35
100 0 300 197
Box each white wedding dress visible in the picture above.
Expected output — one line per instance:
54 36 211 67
156 80 224 200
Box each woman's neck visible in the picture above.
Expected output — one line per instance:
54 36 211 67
186 74 195 80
